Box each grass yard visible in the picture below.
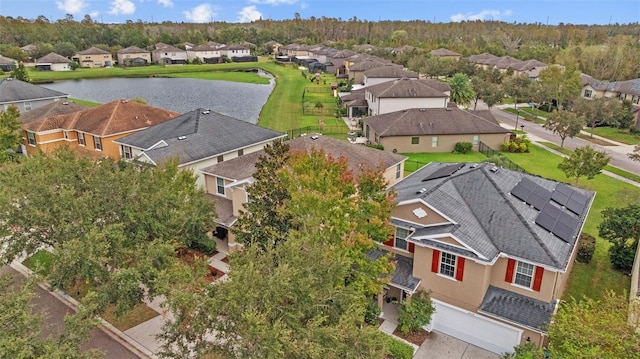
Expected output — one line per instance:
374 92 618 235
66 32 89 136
588 126 640 145
576 132 616 146
69 97 100 107
102 303 160 331
502 108 546 125
401 152 487 173
22 249 54 275
502 145 636 300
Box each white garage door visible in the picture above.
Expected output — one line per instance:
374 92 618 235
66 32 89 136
427 299 522 355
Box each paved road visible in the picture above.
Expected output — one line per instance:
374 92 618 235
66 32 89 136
487 104 640 174
1 265 140 359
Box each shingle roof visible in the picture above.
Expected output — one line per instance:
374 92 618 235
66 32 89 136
430 48 462 57
368 250 421 293
189 44 219 52
19 100 87 125
0 55 17 64
118 46 149 54
0 79 68 104
154 44 185 53
391 162 595 269
36 52 70 64
117 109 285 166
468 53 499 64
365 108 510 137
23 99 179 135
480 285 555 331
493 56 523 69
349 58 391 72
206 193 236 228
200 150 262 180
511 59 547 72
364 65 418 79
77 47 110 55
366 78 448 98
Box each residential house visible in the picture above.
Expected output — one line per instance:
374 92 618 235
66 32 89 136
352 44 379 53
35 52 71 71
73 47 113 68
0 55 17 72
22 99 179 158
264 40 282 55
348 57 390 84
430 48 462 61
511 59 547 80
365 78 450 116
117 46 151 66
0 78 68 112
200 134 407 252
152 43 188 65
187 45 222 64
468 53 500 70
378 161 594 353
115 109 285 188
363 108 510 153
280 43 311 59
363 64 418 87
340 88 368 119
220 44 250 59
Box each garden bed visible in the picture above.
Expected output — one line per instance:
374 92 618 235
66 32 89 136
392 328 429 346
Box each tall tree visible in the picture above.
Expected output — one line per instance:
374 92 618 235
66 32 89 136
628 144 640 162
448 73 475 107
537 65 582 110
543 110 585 147
599 204 640 272
0 105 22 162
557 145 610 185
9 61 30 82
502 74 533 129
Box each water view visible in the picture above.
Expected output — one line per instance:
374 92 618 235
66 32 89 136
41 76 274 124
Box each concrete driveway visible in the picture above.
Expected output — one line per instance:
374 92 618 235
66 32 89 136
413 331 500 359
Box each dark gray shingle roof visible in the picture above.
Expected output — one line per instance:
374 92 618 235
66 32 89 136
480 285 555 331
0 79 68 104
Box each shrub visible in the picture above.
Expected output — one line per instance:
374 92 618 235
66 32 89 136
69 61 79 71
397 290 435 334
453 142 473 154
364 300 381 325
609 242 636 274
384 336 414 359
576 233 596 264
367 144 384 150
189 237 217 255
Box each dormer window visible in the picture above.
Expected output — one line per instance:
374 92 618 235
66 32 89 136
394 227 409 251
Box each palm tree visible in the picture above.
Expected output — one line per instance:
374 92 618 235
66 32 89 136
449 73 475 107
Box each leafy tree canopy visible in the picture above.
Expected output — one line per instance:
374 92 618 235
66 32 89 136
543 110 585 147
599 204 640 272
557 145 609 184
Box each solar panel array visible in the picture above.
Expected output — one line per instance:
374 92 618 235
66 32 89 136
551 183 590 216
510 177 552 210
422 163 465 181
535 202 581 244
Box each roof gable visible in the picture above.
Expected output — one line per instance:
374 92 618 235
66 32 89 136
0 79 68 104
36 52 70 64
366 78 448 98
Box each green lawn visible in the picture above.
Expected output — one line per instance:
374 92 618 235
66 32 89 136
402 152 487 172
69 97 101 107
22 250 54 275
502 108 546 125
589 126 640 145
502 145 635 300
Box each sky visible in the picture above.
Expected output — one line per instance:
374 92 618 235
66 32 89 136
0 0 638 25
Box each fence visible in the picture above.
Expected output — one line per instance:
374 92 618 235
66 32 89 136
287 125 349 138
478 142 527 173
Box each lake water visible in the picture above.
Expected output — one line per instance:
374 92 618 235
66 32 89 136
41 76 274 124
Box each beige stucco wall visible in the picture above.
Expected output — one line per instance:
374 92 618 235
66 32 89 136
369 97 447 116
117 52 151 64
381 162 405 187
375 133 508 154
187 50 221 61
489 257 557 303
77 53 113 68
51 63 70 71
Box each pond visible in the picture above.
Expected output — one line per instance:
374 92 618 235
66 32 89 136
41 75 274 124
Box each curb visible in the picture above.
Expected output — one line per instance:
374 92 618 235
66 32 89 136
9 260 156 359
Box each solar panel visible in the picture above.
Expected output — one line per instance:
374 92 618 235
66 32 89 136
551 183 590 215
551 191 570 206
558 211 580 231
554 183 573 196
535 212 556 232
541 202 562 218
422 163 465 181
535 202 582 243
510 178 552 210
553 221 576 244
510 183 532 203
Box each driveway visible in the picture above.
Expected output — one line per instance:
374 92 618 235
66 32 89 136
413 331 500 359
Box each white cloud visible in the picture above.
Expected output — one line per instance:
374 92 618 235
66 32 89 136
238 6 262 23
183 4 217 23
157 0 173 8
299 2 307 9
249 0 297 5
109 0 136 15
450 9 513 22
55 0 88 14
89 11 99 18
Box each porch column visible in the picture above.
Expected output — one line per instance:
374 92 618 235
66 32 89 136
377 289 384 310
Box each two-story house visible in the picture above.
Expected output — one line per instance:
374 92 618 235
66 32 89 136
347 57 390 84
73 47 113 68
363 108 511 153
365 78 450 116
187 45 222 63
363 65 418 87
115 109 285 188
377 162 594 354
1 78 68 112
200 134 407 253
429 48 462 61
220 44 250 59
117 46 151 66
22 99 179 158
152 43 188 65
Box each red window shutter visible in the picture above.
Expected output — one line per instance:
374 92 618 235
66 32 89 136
409 243 415 253
532 266 544 292
455 257 465 281
505 258 516 283
431 250 440 273
383 233 394 247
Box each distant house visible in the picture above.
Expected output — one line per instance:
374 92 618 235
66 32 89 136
152 43 187 65
187 45 222 64
0 78 68 112
200 134 407 252
22 99 179 158
117 46 151 66
430 48 462 61
73 47 113 68
363 64 418 87
220 44 251 59
511 59 547 80
347 57 390 84
380 162 594 353
115 109 285 188
0 55 17 72
35 52 71 71
365 78 450 116
363 107 510 153
468 53 501 70
264 40 282 55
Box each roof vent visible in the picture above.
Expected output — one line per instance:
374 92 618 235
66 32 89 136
416 188 427 195
62 101 69 105
311 135 320 140
470 163 479 168
445 107 452 111
412 207 428 218
419 108 426 112
122 99 129 103
202 109 210 114
429 122 433 126
490 166 499 173
177 136 187 140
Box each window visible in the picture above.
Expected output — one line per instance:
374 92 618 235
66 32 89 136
473 135 479 146
217 155 224 163
439 252 456 278
365 125 370 139
431 136 438 148
121 145 133 159
394 227 409 251
514 261 534 288
583 89 592 98
27 131 36 146
78 132 85 146
238 149 244 156
395 163 401 179
411 137 419 145
216 177 225 195
375 134 379 144
94 136 102 151
24 102 32 111
63 131 69 140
